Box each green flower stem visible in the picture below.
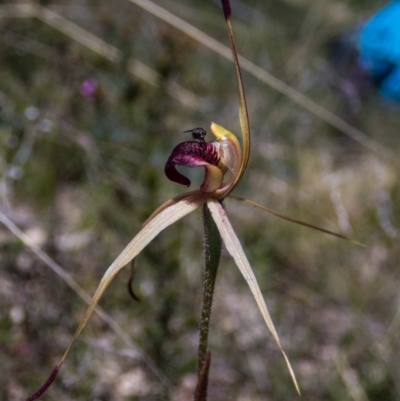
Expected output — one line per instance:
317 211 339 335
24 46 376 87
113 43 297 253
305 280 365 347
198 202 222 372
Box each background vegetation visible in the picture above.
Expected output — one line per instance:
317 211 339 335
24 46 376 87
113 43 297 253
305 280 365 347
1 0 399 400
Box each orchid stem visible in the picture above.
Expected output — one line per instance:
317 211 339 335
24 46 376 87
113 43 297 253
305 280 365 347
198 203 222 374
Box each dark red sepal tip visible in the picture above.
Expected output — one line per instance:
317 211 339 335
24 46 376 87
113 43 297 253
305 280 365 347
127 260 140 302
221 0 232 19
26 364 61 401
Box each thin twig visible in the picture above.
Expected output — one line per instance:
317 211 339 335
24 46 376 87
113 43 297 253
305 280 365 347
11 3 198 108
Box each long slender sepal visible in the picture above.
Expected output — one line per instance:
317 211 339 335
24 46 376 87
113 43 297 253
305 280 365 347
207 198 300 395
198 204 222 373
219 0 250 197
26 192 206 401
229 196 364 247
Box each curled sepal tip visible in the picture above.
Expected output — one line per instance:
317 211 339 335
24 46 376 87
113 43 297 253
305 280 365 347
127 259 141 301
26 364 61 401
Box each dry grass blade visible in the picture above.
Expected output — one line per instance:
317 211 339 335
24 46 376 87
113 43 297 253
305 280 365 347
12 3 198 108
128 0 397 165
229 196 365 247
0 210 171 387
0 4 31 17
334 351 370 401
18 3 120 61
206 199 300 394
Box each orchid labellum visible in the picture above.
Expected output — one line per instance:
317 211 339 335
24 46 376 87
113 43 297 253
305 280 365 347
164 124 241 196
27 1 361 399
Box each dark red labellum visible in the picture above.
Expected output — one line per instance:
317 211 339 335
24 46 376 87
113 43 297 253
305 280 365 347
164 141 219 187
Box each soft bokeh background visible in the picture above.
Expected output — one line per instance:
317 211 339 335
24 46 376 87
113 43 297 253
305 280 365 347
1 0 399 400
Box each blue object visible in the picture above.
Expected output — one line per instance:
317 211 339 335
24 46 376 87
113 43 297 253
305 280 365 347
359 1 400 100
380 66 400 100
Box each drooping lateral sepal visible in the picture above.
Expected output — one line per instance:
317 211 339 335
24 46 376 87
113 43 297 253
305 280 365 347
25 192 207 401
206 198 300 394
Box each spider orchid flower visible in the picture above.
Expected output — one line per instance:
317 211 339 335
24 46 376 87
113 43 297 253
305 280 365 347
27 1 361 399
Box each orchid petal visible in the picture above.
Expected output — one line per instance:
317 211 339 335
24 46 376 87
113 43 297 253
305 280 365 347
210 123 242 197
27 192 206 401
201 164 224 193
206 198 300 394
229 196 364 247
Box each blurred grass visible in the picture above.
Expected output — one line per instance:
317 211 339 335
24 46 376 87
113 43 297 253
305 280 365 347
0 0 399 400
